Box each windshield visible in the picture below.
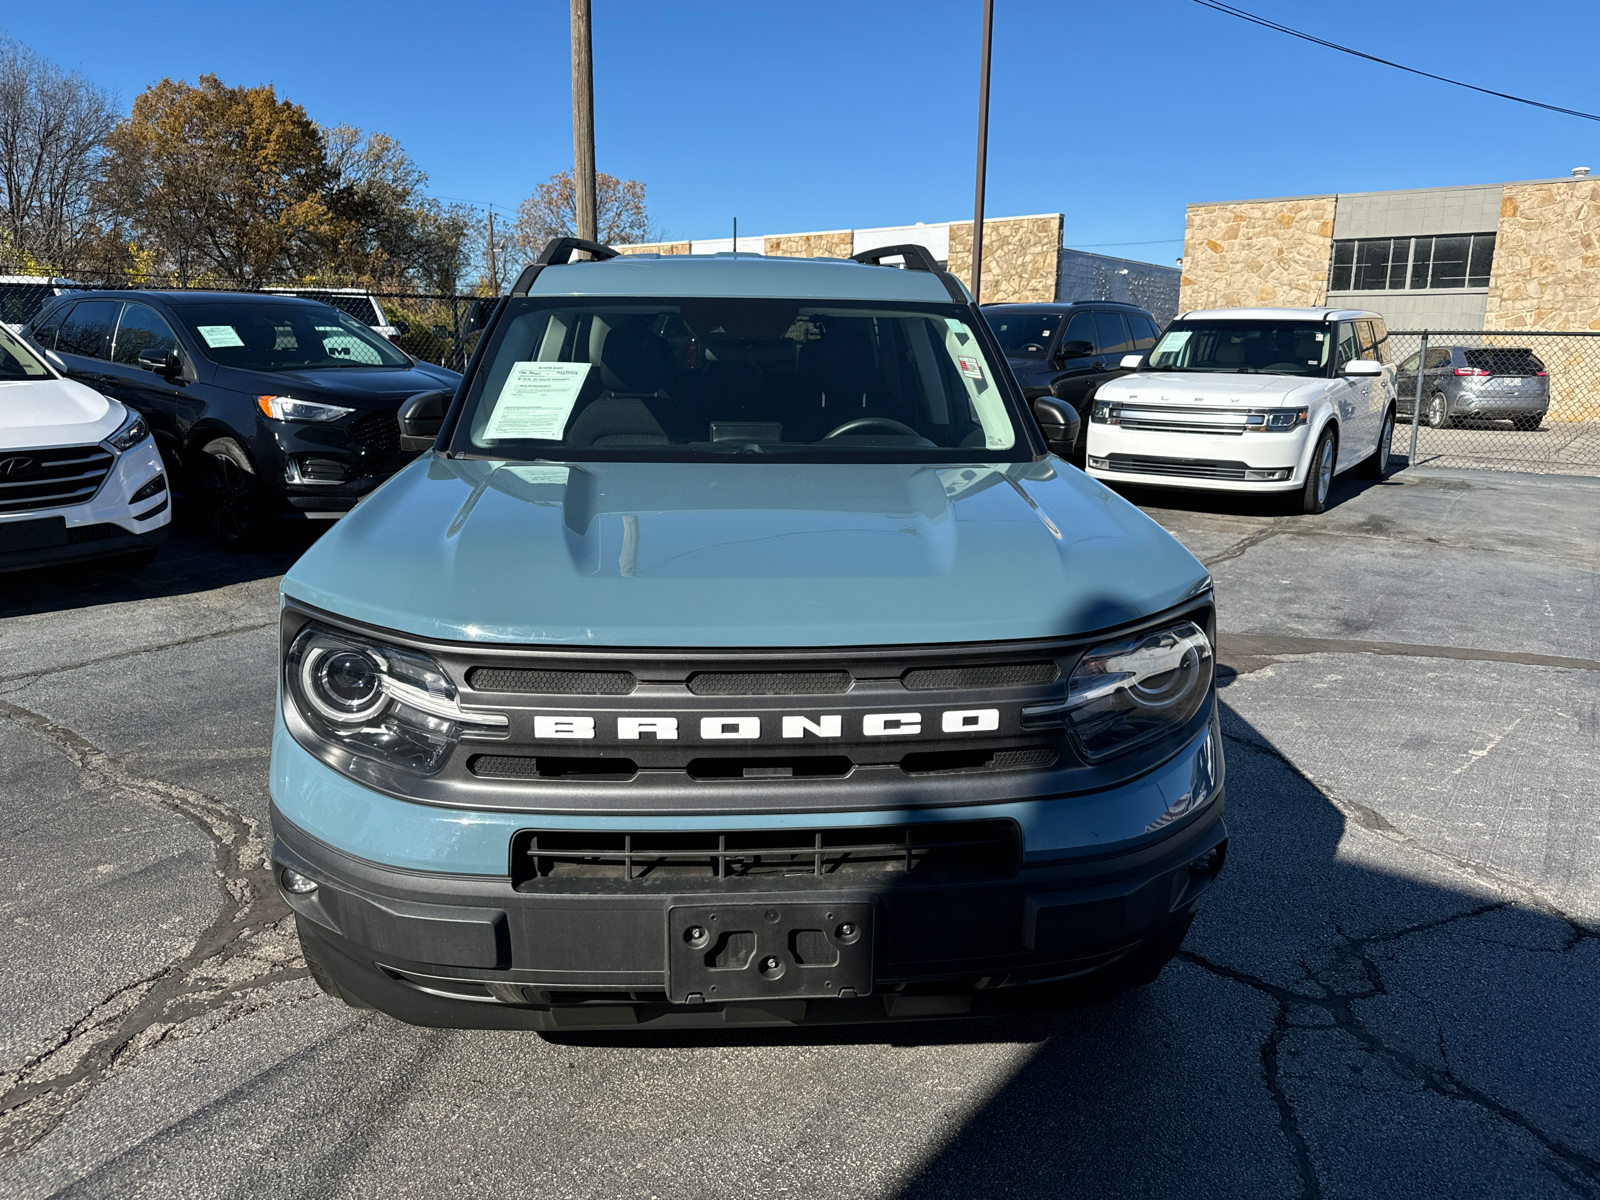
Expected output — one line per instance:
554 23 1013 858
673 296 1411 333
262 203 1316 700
984 308 1060 359
170 302 410 371
452 297 1024 462
1148 320 1333 377
0 322 51 381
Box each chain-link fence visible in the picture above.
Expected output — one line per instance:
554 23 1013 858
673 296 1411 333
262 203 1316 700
1386 331 1600 476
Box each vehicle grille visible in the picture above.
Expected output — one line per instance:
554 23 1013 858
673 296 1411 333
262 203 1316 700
1103 454 1250 481
468 667 638 695
66 522 128 543
0 445 114 515
509 819 1020 886
348 411 401 454
1118 415 1247 436
687 670 852 695
902 662 1057 690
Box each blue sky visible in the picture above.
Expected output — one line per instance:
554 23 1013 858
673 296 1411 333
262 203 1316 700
7 0 1599 265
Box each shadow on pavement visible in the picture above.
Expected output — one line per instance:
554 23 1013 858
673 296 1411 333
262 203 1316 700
0 502 322 620
1107 468 1405 520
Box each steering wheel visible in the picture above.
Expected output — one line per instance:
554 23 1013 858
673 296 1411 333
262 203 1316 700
823 417 922 439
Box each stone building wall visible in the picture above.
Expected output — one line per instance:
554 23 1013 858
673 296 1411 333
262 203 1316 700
1178 197 1336 312
614 241 691 255
764 231 854 259
946 215 1062 303
1485 178 1600 331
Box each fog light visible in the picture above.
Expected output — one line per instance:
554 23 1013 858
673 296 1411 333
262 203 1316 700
130 474 167 504
1189 848 1220 873
1243 468 1290 481
281 867 318 894
1087 456 1109 469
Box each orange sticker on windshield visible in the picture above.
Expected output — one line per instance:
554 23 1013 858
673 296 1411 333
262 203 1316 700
958 356 985 380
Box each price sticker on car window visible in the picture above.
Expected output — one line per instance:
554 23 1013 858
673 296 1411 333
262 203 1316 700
482 362 593 441
197 325 243 348
957 355 985 381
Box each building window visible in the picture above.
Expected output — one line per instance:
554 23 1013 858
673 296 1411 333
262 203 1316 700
1330 234 1495 291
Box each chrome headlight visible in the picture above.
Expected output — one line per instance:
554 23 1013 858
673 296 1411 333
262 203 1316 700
256 395 355 422
284 625 506 775
1244 407 1308 432
1060 622 1212 761
103 407 150 451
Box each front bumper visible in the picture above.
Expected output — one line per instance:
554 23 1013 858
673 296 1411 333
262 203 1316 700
1084 423 1311 493
271 719 1227 1029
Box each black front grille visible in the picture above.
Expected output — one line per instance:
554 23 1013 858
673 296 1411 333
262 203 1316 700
1104 454 1251 481
901 745 1058 775
0 445 114 515
468 667 637 694
510 819 1020 887
902 662 1058 690
66 523 127 544
348 411 401 454
687 670 852 696
471 754 638 780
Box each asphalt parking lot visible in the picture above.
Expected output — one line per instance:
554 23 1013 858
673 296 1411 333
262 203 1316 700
1 466 1596 1200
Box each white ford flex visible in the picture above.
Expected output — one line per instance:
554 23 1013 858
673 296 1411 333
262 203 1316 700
1085 308 1398 513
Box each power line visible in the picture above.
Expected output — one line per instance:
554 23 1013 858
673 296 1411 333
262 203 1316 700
1194 1 1600 123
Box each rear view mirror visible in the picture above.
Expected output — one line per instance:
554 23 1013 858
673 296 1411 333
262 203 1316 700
1343 360 1383 377
398 390 451 451
1120 354 1144 370
1056 339 1094 361
1031 397 1081 459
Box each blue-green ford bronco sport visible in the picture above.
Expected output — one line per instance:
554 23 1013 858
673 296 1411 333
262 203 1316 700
270 239 1225 1030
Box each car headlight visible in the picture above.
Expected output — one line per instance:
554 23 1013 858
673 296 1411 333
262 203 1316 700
1244 407 1308 432
103 408 150 451
284 625 506 776
256 395 355 422
1090 401 1119 424
1052 622 1213 761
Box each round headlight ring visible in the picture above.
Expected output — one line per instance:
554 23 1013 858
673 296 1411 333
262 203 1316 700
299 643 388 724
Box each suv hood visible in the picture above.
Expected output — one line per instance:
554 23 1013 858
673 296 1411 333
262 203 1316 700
1098 372 1323 404
282 458 1209 647
0 377 118 448
214 362 459 409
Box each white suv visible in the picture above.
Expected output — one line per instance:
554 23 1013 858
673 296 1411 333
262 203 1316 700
1085 307 1397 514
0 323 170 573
262 288 407 344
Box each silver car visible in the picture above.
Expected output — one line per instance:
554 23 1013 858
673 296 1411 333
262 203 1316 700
1396 345 1549 430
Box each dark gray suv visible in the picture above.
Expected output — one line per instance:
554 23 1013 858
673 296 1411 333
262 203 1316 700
1396 345 1549 430
982 301 1162 458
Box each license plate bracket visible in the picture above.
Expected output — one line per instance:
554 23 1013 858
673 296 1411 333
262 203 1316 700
2 517 67 552
666 900 874 1004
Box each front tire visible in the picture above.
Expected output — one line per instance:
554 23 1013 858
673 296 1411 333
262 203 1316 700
1358 407 1395 478
1295 426 1337 514
193 437 269 549
1426 392 1452 428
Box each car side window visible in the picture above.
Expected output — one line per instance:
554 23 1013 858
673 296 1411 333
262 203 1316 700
1354 321 1380 362
1093 312 1133 357
1334 323 1361 371
30 307 64 349
1426 348 1452 370
55 300 120 360
1128 314 1160 350
112 303 180 366
1058 312 1096 359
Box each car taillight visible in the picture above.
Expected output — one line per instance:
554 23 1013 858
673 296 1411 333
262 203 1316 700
387 334 403 346
1536 370 1548 376
1453 367 1489 376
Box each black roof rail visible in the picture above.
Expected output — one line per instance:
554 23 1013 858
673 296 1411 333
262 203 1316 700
849 243 968 305
510 238 621 296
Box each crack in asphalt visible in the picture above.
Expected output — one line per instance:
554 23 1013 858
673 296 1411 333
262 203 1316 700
1208 729 1600 1198
0 696 301 1161
0 619 277 687
1200 528 1282 568
1219 633 1600 677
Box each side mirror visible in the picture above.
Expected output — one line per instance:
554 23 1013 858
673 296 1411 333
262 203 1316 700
398 390 450 451
1031 397 1082 459
1056 339 1094 362
393 320 411 336
137 347 181 376
1342 359 1384 377
1119 353 1144 370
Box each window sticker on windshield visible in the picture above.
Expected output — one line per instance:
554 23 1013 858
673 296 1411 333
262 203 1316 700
197 325 244 348
482 362 593 440
957 355 985 381
503 464 570 486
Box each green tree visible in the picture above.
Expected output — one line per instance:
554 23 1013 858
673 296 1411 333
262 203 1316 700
98 74 334 284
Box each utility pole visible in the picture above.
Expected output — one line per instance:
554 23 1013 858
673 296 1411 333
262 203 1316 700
486 210 498 292
571 0 598 243
970 0 994 303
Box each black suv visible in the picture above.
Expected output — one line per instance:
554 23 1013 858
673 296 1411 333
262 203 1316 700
25 291 460 545
983 301 1162 457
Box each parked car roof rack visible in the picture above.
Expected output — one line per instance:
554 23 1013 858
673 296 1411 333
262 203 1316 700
849 243 967 304
510 238 621 297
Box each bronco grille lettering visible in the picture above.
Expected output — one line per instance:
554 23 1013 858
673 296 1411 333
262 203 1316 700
521 708 1003 743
